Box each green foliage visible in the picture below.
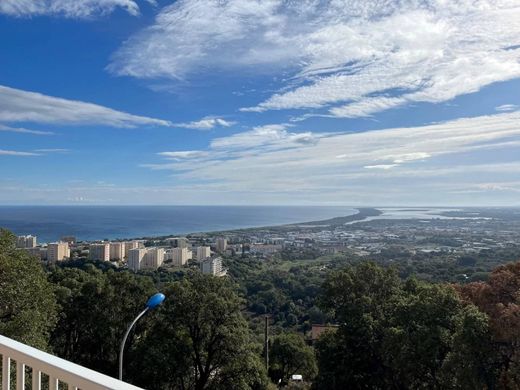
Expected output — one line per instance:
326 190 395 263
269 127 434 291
49 265 156 376
0 229 57 350
269 333 317 386
128 274 269 390
314 262 493 389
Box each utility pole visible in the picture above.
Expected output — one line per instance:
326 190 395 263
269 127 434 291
264 315 269 371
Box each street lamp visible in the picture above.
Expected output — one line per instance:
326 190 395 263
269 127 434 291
119 292 166 380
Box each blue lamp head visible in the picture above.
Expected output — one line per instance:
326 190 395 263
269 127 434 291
146 293 166 310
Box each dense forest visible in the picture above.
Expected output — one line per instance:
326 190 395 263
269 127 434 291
3 228 520 389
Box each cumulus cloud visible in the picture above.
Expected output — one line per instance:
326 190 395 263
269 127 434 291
0 0 155 18
0 85 171 127
109 0 520 118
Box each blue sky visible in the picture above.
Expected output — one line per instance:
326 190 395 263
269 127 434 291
1 0 519 205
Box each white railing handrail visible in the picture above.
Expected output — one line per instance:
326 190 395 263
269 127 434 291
0 334 145 390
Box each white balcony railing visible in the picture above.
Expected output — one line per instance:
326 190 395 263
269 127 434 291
0 335 144 390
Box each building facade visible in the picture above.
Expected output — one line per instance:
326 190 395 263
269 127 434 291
47 242 70 262
124 241 140 258
196 246 211 261
172 247 190 266
89 243 110 261
216 237 227 253
109 242 125 261
200 257 226 276
142 247 165 269
128 248 147 271
16 235 37 248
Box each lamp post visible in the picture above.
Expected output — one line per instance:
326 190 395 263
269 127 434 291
118 292 165 381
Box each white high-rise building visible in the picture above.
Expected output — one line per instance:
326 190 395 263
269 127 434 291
124 241 140 258
89 243 110 261
47 242 70 262
128 248 146 272
172 247 189 266
200 257 226 276
16 235 37 248
142 248 165 269
196 246 211 261
109 242 125 261
216 237 227 253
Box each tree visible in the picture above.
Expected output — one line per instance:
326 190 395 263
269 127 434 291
457 261 520 389
269 333 317 386
0 229 57 350
314 262 402 389
49 265 156 376
128 274 269 390
313 262 492 389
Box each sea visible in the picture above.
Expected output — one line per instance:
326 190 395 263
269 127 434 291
0 205 356 243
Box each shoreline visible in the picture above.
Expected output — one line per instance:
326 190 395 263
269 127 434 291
126 208 383 242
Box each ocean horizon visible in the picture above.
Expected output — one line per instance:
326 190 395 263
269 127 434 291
0 205 356 243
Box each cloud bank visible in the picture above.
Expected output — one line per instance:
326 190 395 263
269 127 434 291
0 85 171 127
144 111 520 204
109 0 520 118
0 0 154 18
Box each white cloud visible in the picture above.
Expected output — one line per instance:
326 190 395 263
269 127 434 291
109 0 520 117
496 104 519 112
0 124 54 135
0 149 39 156
173 117 235 130
210 124 321 150
158 151 208 159
34 148 70 153
144 111 520 204
0 0 155 18
0 85 171 127
364 164 398 170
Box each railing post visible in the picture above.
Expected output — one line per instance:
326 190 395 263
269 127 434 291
49 375 58 390
16 362 25 390
31 369 40 390
2 355 11 390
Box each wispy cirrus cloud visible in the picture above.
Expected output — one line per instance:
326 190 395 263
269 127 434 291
0 149 40 156
34 148 70 153
0 0 155 18
496 104 519 112
173 117 235 130
0 124 54 135
143 111 520 204
108 0 520 118
0 85 171 128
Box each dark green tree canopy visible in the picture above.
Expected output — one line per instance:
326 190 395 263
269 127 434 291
0 229 57 350
129 274 269 390
314 262 494 390
269 332 317 386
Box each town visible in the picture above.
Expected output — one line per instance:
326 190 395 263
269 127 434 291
14 207 520 283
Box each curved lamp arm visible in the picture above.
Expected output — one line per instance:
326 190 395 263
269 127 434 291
119 307 148 380
118 293 165 381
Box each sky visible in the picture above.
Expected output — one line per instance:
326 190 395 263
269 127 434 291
0 0 519 206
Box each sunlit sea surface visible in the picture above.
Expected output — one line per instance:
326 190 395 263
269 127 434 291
0 205 356 243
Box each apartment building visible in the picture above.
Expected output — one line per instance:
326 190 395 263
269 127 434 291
16 235 37 248
89 243 110 261
196 246 211 261
47 242 70 262
200 257 226 276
